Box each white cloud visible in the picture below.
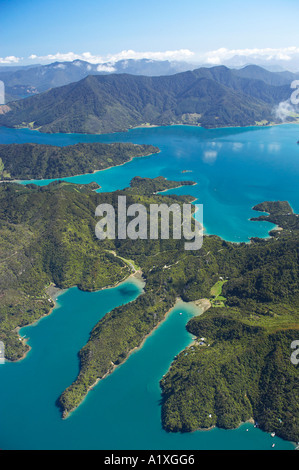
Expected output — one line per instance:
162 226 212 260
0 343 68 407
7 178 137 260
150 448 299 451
232 142 244 152
210 141 222 149
0 55 21 64
29 52 99 63
203 150 218 163
53 63 66 69
274 100 298 122
9 47 299 70
268 142 281 153
96 64 116 73
200 47 299 65
27 49 195 65
104 49 195 63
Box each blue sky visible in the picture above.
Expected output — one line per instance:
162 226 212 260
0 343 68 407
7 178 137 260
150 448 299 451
1 0 299 65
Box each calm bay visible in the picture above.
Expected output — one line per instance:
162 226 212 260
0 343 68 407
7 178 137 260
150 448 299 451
0 124 298 449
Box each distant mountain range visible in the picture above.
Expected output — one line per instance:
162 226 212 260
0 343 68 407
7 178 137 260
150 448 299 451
1 59 299 104
221 54 299 73
233 65 299 86
0 59 194 102
0 65 297 134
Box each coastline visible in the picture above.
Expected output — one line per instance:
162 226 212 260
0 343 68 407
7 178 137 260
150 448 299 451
1 119 299 143
9 284 66 363
90 269 145 293
156 181 197 194
62 296 211 419
131 121 299 132
62 296 182 419
10 270 144 364
194 417 256 434
1 122 298 446
58 147 160 180
0 148 160 184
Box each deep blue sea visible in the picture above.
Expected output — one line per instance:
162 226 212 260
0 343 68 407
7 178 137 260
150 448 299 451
0 124 298 449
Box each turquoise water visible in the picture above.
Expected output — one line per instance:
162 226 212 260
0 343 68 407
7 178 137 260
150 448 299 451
1 124 299 241
0 281 293 450
0 124 298 449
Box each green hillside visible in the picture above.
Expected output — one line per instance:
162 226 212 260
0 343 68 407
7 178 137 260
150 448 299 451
0 66 292 134
0 142 159 180
0 181 298 442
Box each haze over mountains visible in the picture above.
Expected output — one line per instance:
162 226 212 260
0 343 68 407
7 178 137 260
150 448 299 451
0 59 194 102
1 58 299 103
221 53 299 73
0 64 297 134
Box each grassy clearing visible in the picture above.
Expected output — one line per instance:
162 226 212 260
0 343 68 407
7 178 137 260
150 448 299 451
210 279 227 307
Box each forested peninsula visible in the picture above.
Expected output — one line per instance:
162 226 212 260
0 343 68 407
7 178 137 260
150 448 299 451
0 179 298 443
0 142 159 180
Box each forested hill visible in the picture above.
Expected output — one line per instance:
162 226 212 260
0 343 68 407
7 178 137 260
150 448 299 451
0 180 298 442
0 178 194 362
160 202 299 443
0 66 293 134
0 142 159 180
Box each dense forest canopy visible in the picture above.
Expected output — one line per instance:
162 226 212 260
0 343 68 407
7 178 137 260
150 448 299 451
0 66 295 134
0 142 159 180
0 179 298 442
